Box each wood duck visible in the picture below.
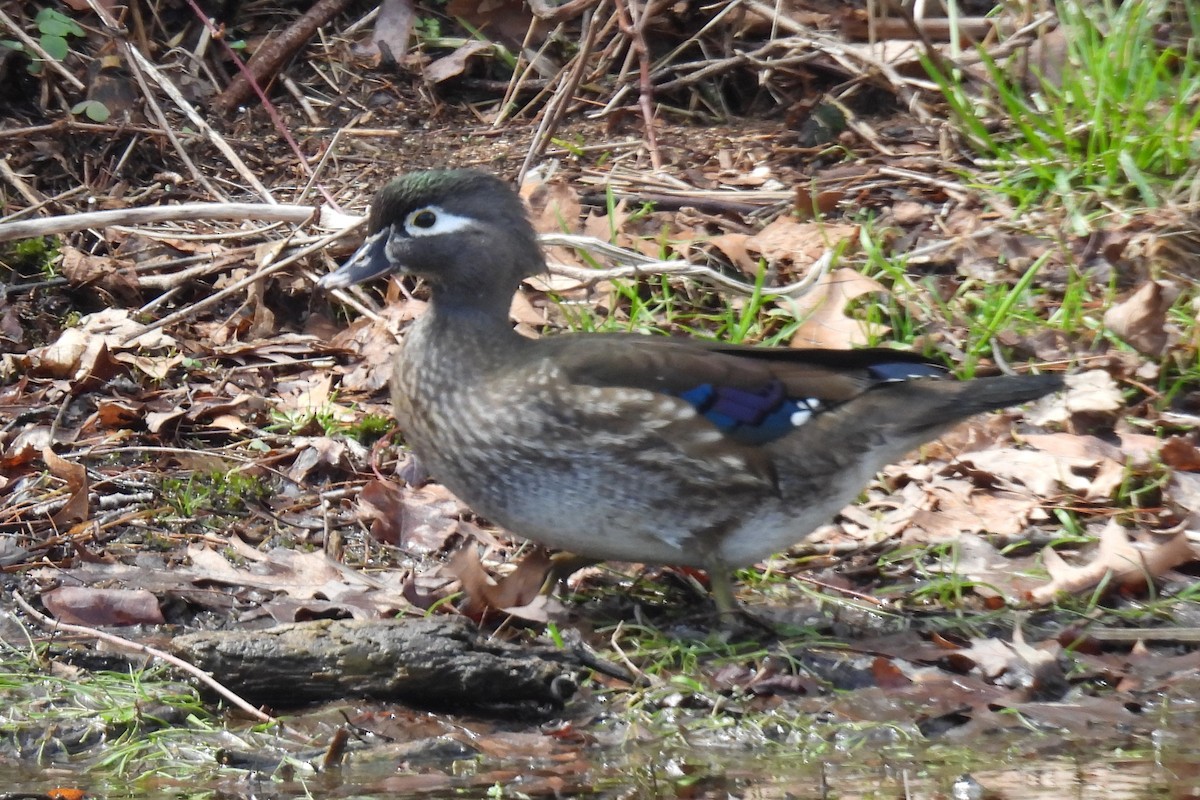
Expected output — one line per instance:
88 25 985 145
318 169 1062 614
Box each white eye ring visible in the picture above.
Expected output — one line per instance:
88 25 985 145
403 205 476 237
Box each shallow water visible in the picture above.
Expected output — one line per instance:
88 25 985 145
4 724 1197 799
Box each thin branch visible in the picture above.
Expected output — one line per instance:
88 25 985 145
539 232 830 299
0 203 315 243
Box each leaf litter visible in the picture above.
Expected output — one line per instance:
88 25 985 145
1 0 1200 794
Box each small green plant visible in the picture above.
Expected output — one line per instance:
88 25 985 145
0 650 216 776
71 99 110 122
550 134 587 157
161 470 270 519
1 236 60 279
34 7 84 61
267 397 387 442
267 402 348 436
1 8 86 72
344 412 393 445
414 16 442 40
876 541 1005 612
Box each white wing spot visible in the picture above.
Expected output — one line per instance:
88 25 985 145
790 408 813 427
789 398 821 427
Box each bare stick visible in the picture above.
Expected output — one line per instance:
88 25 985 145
539 232 830 299
124 41 228 201
0 203 315 243
517 9 601 183
615 0 663 170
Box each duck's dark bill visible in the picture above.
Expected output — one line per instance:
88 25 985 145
317 227 393 290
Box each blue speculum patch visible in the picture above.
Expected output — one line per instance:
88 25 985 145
677 381 817 445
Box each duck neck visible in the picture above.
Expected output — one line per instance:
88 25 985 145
412 287 529 366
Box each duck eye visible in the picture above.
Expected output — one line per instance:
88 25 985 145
409 209 437 229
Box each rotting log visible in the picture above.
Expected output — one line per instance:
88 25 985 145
170 617 581 715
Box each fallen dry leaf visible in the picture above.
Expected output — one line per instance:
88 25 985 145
59 246 140 302
358 479 408 546
706 232 756 274
1027 369 1125 426
745 217 858 265
449 546 563 622
1103 280 1180 356
22 308 178 386
287 436 354 483
786 267 889 348
42 448 90 526
357 481 468 553
909 487 1043 539
42 587 164 626
1017 432 1131 500
954 446 1084 498
425 40 493 83
1160 436 1200 471
355 0 415 63
1028 520 1199 605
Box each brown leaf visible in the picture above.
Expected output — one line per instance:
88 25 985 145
706 233 756 274
42 587 164 626
355 0 415 62
956 445 1110 499
446 0 533 43
329 309 410 393
358 479 407 546
81 398 143 432
42 448 90 526
1026 369 1124 426
521 175 582 235
59 246 140 302
909 488 1042 539
22 308 177 386
872 657 912 689
2 426 53 470
425 40 492 83
448 547 561 622
787 267 889 349
1103 280 1180 356
1160 436 1200 471
180 541 414 619
745 217 858 265
1166 472 1200 519
1028 521 1199 605
1015 432 1130 499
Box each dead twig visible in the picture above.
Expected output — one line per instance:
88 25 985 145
124 45 230 201
121 44 279 204
0 157 47 208
0 203 316 244
539 231 830 299
614 0 664 170
209 0 354 115
517 6 603 184
528 0 600 23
